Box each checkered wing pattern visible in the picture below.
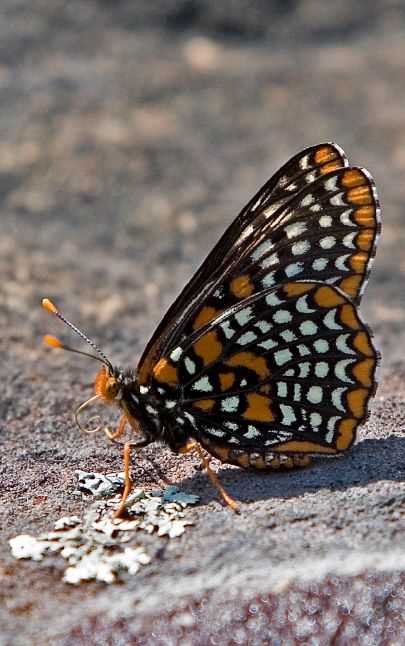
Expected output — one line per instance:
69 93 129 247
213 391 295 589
138 143 354 384
151 282 378 456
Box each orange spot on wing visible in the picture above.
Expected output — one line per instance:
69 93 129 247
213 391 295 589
193 306 221 330
338 275 363 298
192 399 215 412
336 418 357 450
340 304 360 330
229 274 254 299
350 252 368 273
219 372 236 391
341 169 365 188
273 440 337 454
315 146 338 165
356 229 374 251
243 393 274 422
320 161 343 174
354 206 375 227
153 358 178 386
352 358 375 388
347 185 372 205
284 282 314 297
353 331 374 357
314 286 345 308
226 352 270 379
347 387 369 418
193 331 222 365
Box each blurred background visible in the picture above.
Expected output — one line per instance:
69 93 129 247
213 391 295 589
2 2 405 642
2 0 405 371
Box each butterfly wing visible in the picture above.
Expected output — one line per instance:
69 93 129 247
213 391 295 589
137 142 350 384
138 144 380 390
151 282 378 456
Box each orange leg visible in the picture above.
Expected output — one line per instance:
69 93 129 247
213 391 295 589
104 414 128 441
113 441 136 519
180 440 240 513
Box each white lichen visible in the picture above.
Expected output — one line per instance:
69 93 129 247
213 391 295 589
9 473 199 584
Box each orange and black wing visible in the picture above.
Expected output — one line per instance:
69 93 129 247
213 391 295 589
137 142 352 384
150 282 378 456
137 143 380 390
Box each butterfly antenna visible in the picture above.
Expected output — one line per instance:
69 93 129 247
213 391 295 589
42 298 114 371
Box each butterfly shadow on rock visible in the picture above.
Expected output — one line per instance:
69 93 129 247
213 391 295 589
175 435 405 508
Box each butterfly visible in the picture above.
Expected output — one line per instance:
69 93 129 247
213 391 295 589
42 142 381 516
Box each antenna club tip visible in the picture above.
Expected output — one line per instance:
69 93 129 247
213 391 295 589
42 298 58 315
43 334 64 348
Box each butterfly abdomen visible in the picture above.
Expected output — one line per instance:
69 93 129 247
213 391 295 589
199 436 313 471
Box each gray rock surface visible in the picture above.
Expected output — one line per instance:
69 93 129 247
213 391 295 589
1 1 405 643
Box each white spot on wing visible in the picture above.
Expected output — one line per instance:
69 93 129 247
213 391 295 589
280 404 297 425
336 334 356 355
296 294 316 314
285 262 304 277
192 376 213 392
314 339 329 353
255 320 272 334
307 386 323 404
335 254 351 271
170 346 183 362
324 175 339 191
221 396 239 412
299 362 310 378
315 361 329 378
343 231 357 249
277 382 288 397
330 192 346 207
238 331 257 345
340 210 353 226
185 357 196 374
285 221 307 239
299 320 318 336
312 257 329 271
235 307 254 327
319 215 333 228
320 236 336 249
221 320 236 339
261 271 276 288
301 194 314 207
244 425 260 439
139 385 149 395
292 240 311 255
252 240 274 261
274 348 293 365
332 387 347 412
280 329 296 342
258 338 278 350
310 412 322 428
323 309 342 330
265 293 284 307
273 309 292 324
261 252 279 268
335 359 355 383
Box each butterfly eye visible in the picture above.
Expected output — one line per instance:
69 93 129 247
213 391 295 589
105 377 119 399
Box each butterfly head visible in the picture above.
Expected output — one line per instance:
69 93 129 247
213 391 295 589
41 298 132 434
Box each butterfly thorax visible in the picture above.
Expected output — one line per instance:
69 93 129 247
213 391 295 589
100 366 190 451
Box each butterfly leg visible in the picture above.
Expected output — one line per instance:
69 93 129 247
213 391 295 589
113 428 150 520
104 414 128 441
179 440 240 513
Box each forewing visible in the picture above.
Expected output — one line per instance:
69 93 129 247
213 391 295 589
137 143 349 384
152 282 378 455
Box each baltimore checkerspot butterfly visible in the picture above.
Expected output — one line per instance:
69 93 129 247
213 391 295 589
42 143 381 516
